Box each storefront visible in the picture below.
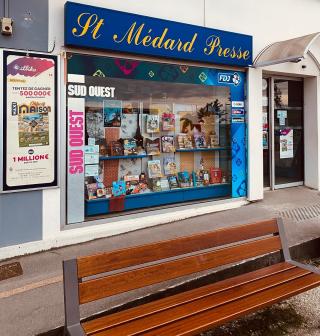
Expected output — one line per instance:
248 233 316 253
64 2 251 224
3 0 320 258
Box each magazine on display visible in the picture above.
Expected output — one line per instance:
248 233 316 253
86 183 98 200
105 187 112 198
210 167 222 184
146 138 161 155
86 108 105 140
194 132 207 148
150 178 162 192
123 138 137 155
184 135 193 148
146 114 160 133
103 100 122 127
147 159 162 178
178 171 191 188
160 177 170 191
122 101 139 114
192 171 204 187
168 175 179 189
112 180 126 197
125 180 140 195
163 157 177 175
202 170 210 185
161 136 175 153
96 187 107 198
177 133 193 149
209 133 219 147
110 141 123 156
162 113 175 131
98 139 108 156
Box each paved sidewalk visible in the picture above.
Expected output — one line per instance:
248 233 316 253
0 186 320 336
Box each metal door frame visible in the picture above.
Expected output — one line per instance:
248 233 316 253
263 75 304 190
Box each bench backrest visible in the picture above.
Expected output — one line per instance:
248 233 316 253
63 218 282 326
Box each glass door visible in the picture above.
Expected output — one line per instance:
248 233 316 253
273 79 304 188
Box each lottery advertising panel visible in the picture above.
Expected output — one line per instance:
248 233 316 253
3 51 58 191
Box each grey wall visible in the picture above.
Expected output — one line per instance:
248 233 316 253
0 0 48 52
0 191 43 248
0 0 48 248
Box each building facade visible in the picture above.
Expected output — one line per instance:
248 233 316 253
1 0 320 259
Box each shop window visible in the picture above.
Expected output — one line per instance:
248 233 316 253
67 54 246 221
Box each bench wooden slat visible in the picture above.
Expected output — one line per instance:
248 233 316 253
77 219 278 278
64 219 320 336
127 273 320 336
82 262 298 335
79 236 282 304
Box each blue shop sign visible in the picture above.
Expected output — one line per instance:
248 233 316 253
65 2 253 67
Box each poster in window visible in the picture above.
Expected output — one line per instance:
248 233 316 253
280 128 294 159
277 110 287 127
103 100 122 127
262 130 268 149
262 112 268 130
3 51 57 191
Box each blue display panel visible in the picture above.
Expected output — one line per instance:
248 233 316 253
86 184 231 216
65 2 252 67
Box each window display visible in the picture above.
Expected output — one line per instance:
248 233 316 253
81 76 232 215
67 54 247 219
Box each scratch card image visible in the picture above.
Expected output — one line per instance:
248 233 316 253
18 102 49 147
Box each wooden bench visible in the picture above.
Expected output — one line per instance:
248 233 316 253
63 218 320 336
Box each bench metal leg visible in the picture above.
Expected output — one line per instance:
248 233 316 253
277 217 291 262
277 217 320 275
63 259 86 336
66 324 86 336
289 259 320 275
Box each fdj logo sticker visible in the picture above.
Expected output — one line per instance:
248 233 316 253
218 72 241 86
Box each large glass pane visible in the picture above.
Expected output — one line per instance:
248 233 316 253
274 79 304 186
76 67 233 217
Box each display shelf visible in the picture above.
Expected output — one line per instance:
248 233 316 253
100 154 149 160
176 147 230 152
100 147 230 160
85 183 231 216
